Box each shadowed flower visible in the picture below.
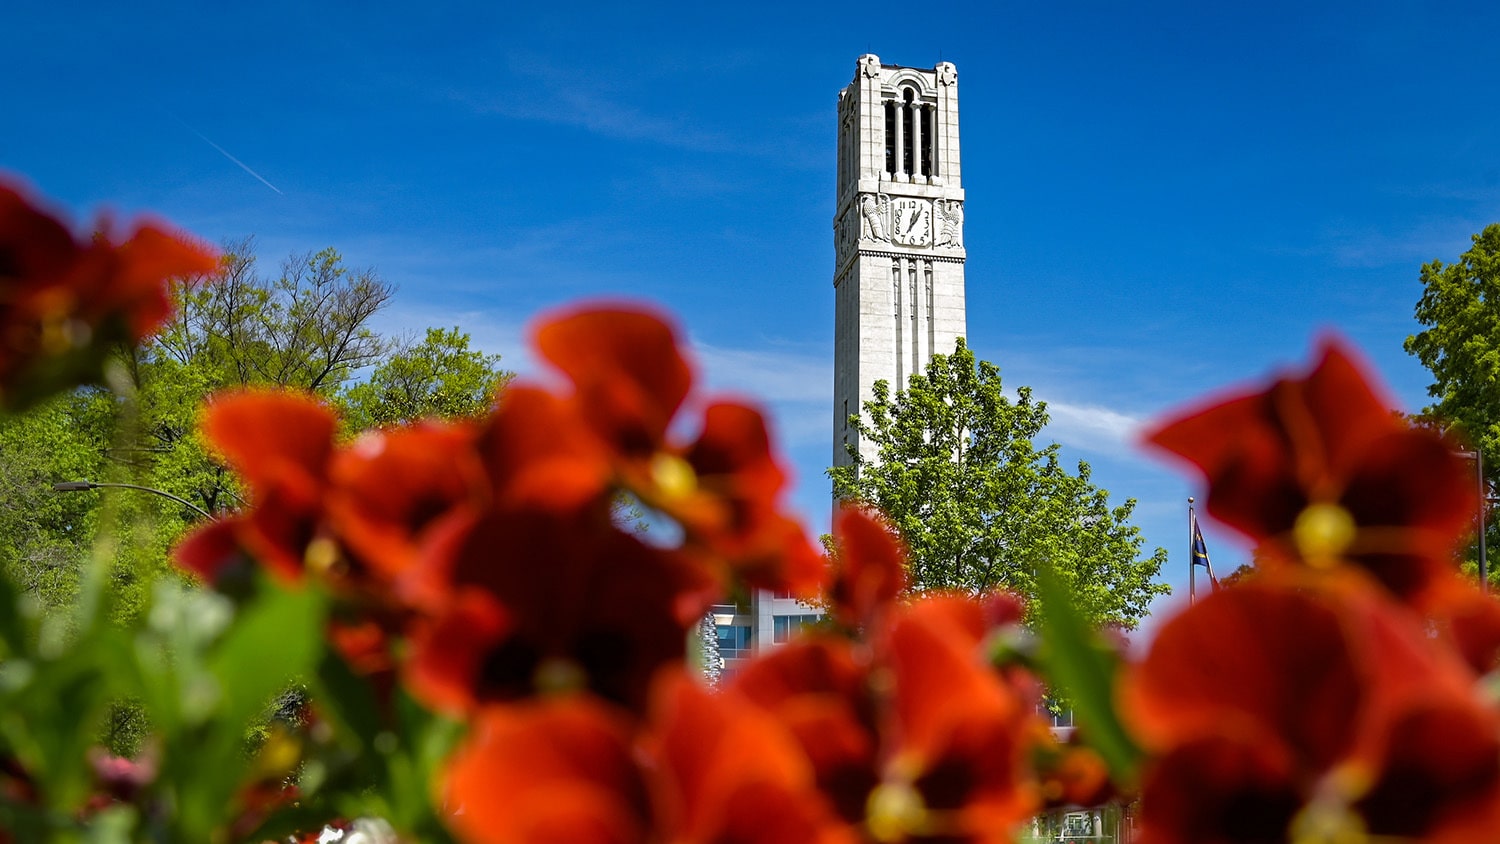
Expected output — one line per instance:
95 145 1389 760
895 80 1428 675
645 671 859 844
443 678 857 844
1123 578 1500 844
1142 335 1477 605
325 420 489 586
403 506 717 715
730 594 1045 842
0 179 217 411
175 389 339 583
824 506 908 630
444 698 651 844
528 304 827 598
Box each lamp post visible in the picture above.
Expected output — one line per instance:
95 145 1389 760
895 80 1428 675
1454 450 1489 593
52 480 211 520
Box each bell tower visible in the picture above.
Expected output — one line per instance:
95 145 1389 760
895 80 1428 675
833 54 967 471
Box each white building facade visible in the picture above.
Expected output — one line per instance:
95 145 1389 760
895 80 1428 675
832 54 968 471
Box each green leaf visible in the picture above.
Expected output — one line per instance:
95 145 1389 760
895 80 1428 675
1034 563 1142 784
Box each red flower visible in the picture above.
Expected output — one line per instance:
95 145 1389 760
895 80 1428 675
444 698 651 844
533 305 692 459
730 594 1046 842
824 506 908 630
644 671 858 844
732 637 881 823
528 304 827 598
175 389 338 583
1123 578 1500 844
1143 336 1477 605
402 506 717 715
325 420 489 585
0 179 217 410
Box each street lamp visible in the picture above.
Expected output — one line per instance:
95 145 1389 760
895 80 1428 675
52 480 211 520
1454 450 1489 593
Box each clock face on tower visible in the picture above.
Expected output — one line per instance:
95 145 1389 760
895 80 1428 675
891 198 932 247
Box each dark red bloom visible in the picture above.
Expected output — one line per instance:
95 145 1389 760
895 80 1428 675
1142 336 1477 605
1123 578 1500 844
644 671 858 844
729 594 1046 842
444 698 651 844
403 506 717 715
527 304 828 598
824 506 908 630
176 389 339 583
732 637 881 823
533 305 692 458
0 179 217 410
325 420 489 586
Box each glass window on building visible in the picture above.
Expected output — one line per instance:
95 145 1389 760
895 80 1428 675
772 613 822 644
717 624 752 660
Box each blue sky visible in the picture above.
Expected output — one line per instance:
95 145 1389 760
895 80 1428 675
6 1 1499 627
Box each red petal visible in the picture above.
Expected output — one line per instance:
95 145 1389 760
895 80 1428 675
201 389 337 495
532 305 691 453
827 507 907 627
444 698 648 844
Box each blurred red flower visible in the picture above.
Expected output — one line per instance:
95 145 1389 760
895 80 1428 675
824 506 908 630
1123 578 1500 844
1143 336 1477 605
444 698 651 844
402 506 717 715
730 594 1045 842
530 304 827 598
175 389 339 584
0 179 216 411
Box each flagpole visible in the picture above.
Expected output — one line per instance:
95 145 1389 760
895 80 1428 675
1188 497 1196 606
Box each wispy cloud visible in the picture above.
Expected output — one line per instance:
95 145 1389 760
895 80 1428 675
693 341 831 448
170 114 283 195
446 51 824 168
450 53 733 153
1288 217 1486 269
1042 400 1146 457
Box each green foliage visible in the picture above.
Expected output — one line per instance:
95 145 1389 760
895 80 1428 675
1405 223 1500 574
0 240 510 618
340 326 512 432
0 541 458 842
829 338 1169 629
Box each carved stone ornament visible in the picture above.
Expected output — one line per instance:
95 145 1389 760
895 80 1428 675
934 200 963 248
859 193 890 243
860 54 881 78
936 62 957 86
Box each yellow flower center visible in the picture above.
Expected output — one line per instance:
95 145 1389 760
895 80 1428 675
650 452 697 501
866 781 928 842
1290 799 1368 844
304 537 342 577
533 657 587 696
1293 502 1357 567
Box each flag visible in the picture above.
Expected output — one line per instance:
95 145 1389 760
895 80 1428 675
1190 511 1221 592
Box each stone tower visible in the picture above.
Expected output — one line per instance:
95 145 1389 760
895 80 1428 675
833 55 967 471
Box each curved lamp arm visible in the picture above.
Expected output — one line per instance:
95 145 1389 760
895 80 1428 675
52 481 212 520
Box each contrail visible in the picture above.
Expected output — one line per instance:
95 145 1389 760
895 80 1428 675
170 113 283 195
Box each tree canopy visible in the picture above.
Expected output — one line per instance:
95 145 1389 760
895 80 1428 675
340 326 511 432
1404 223 1500 572
829 338 1169 629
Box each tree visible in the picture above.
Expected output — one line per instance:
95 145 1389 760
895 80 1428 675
340 326 512 432
829 339 1169 629
1404 223 1500 573
0 239 511 612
